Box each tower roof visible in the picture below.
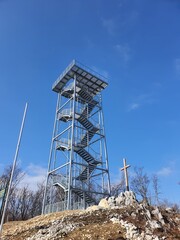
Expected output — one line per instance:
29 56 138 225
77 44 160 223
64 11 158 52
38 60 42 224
52 60 108 96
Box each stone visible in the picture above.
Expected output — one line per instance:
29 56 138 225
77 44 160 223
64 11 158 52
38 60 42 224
149 220 162 229
108 196 116 207
145 209 152 220
110 217 121 224
152 207 165 225
98 198 109 208
116 191 138 207
165 207 172 212
86 205 101 212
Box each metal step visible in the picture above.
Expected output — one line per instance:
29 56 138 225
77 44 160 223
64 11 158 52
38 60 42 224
74 147 99 165
80 127 98 146
78 88 93 102
73 188 96 204
81 103 96 117
78 89 98 116
76 164 96 181
78 115 95 130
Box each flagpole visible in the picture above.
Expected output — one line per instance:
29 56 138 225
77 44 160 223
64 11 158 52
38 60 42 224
0 103 28 236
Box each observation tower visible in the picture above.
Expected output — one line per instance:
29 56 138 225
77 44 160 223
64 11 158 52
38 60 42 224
42 60 111 213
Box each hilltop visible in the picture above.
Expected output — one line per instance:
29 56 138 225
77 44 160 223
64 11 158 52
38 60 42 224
1 192 180 240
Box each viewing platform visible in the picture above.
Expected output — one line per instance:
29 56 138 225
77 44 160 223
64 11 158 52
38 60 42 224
52 60 108 96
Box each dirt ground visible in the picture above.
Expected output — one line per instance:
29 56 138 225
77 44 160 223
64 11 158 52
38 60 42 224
2 210 81 240
1 207 180 240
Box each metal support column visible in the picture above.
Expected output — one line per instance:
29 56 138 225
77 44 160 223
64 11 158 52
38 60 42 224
42 95 60 214
67 74 76 210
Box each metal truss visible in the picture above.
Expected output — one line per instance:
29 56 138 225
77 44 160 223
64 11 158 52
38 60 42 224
42 60 111 213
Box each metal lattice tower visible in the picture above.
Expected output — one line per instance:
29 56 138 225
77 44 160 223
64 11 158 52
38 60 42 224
42 60 111 214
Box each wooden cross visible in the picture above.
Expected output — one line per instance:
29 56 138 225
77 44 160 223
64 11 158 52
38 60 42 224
121 158 130 191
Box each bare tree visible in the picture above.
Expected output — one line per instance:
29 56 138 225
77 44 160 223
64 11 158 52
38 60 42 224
130 167 150 202
0 165 47 221
6 189 20 221
18 186 33 220
30 182 45 218
152 174 161 205
111 173 125 197
0 164 24 189
160 199 180 213
0 164 25 221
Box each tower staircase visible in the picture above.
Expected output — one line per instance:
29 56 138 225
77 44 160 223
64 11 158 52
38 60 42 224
55 85 100 204
53 173 96 204
42 60 110 214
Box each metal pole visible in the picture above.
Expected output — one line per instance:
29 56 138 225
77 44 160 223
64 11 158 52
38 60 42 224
67 74 76 210
42 94 60 214
100 95 111 195
98 98 104 193
0 103 28 236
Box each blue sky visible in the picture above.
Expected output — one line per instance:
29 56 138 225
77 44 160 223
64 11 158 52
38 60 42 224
0 0 180 204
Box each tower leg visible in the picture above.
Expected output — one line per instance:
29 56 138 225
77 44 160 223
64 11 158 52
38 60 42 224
42 94 60 214
67 74 76 210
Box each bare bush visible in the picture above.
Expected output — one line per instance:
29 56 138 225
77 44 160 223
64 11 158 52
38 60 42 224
130 167 150 202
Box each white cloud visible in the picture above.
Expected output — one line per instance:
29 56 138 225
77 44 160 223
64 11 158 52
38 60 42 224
20 164 46 191
128 103 140 111
110 168 124 184
102 18 116 35
26 164 46 176
175 58 180 75
128 93 156 112
115 44 131 63
157 167 172 176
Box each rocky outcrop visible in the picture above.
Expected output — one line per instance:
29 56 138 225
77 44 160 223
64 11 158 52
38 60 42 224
94 191 180 240
108 191 138 207
2 191 180 240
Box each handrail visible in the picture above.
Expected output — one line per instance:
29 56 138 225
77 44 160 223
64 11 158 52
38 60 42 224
75 60 108 84
52 59 108 91
58 107 100 129
53 174 68 189
52 60 75 90
62 82 74 92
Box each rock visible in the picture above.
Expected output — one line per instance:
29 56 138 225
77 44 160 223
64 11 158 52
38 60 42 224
86 205 101 212
98 198 109 208
108 196 116 207
27 222 81 240
149 220 163 229
110 217 121 224
145 209 152 220
116 192 125 206
152 207 165 225
131 212 137 219
116 191 138 207
165 207 172 212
